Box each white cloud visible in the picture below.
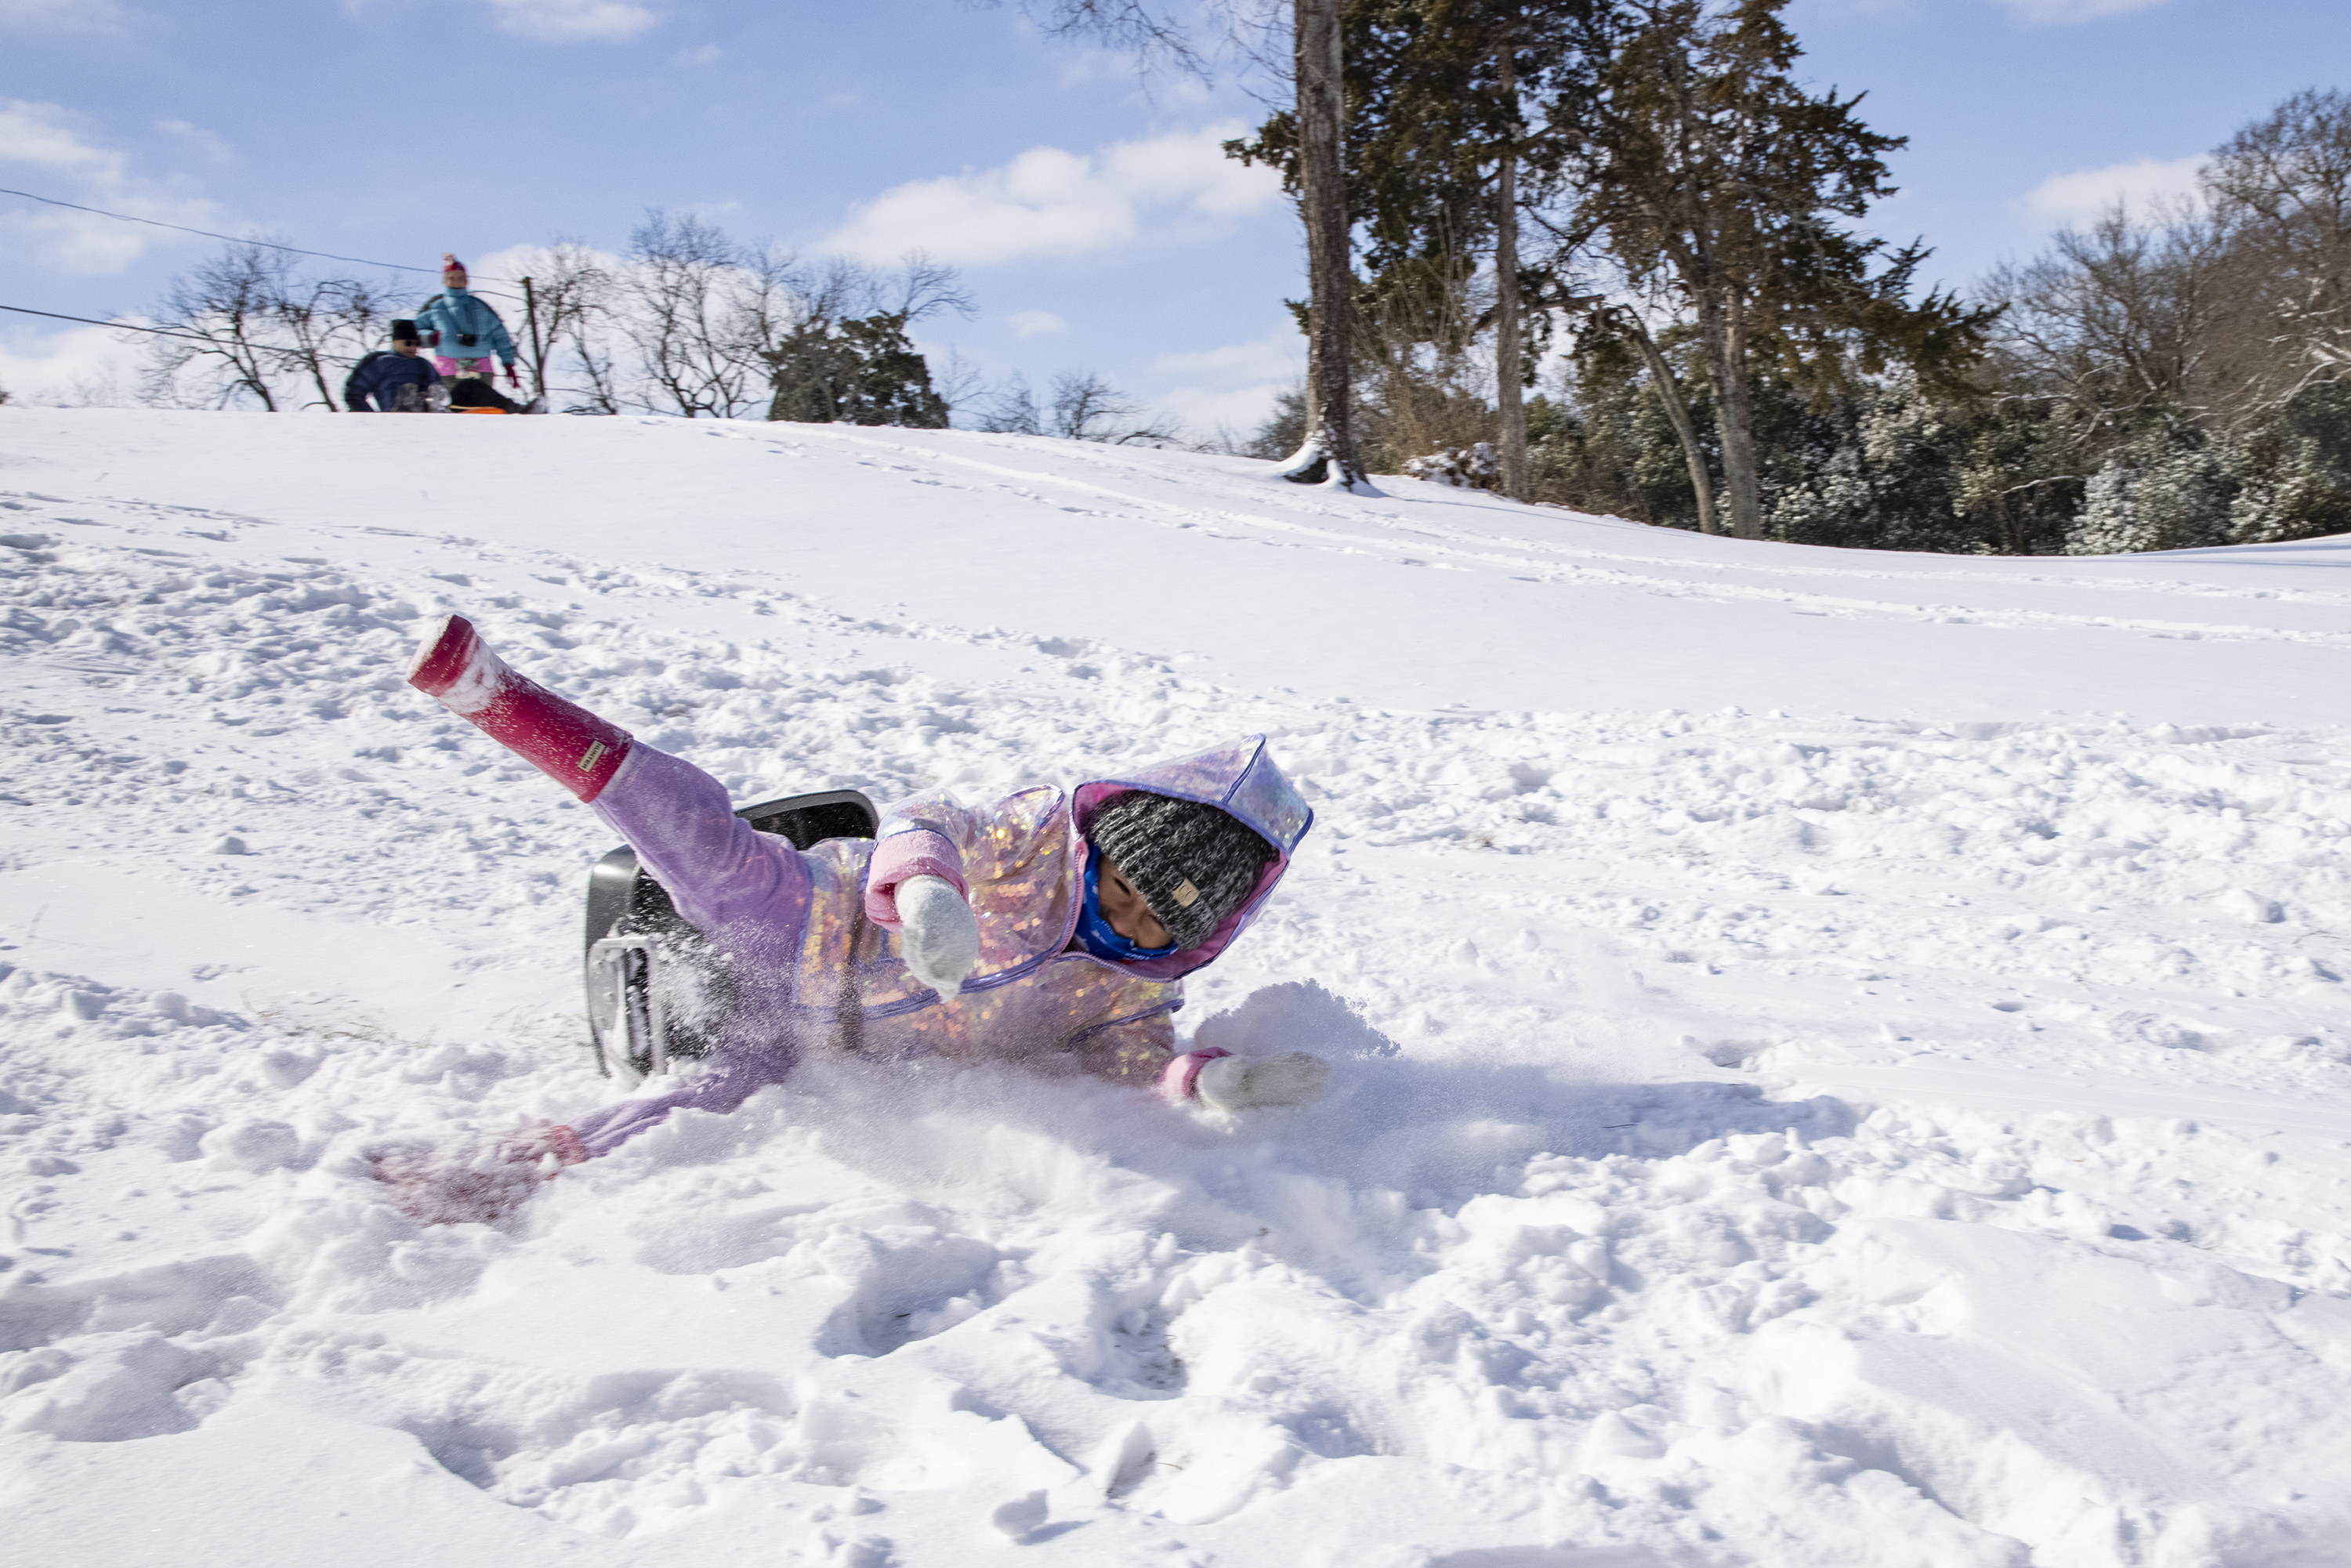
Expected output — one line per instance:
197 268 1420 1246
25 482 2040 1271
484 0 659 42
1155 332 1301 382
671 42 720 67
1994 0 2171 23
2023 154 2207 227
1 96 124 179
0 0 124 34
0 99 224 273
821 124 1284 267
1006 310 1067 339
156 118 234 164
1150 323 1303 437
0 318 146 406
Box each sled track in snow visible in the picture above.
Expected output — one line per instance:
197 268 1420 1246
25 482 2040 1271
746 425 2351 639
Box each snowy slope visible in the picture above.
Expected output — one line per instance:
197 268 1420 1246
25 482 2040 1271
4 408 2351 1567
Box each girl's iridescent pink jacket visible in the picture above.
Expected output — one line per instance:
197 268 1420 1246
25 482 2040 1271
569 736 1313 1158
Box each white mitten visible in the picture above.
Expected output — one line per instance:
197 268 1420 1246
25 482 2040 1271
896 875 980 996
1195 1052 1331 1112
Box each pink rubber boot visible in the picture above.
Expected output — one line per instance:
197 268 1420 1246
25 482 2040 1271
407 614 631 802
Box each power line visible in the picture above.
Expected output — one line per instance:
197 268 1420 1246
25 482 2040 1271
0 185 525 301
1 186 441 273
1 302 224 345
1 302 477 358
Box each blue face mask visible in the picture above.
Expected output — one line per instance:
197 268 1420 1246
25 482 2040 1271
1074 853 1178 963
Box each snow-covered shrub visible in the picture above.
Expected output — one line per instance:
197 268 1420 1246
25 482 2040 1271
1403 442 1498 487
2067 436 2237 555
2223 396 2351 543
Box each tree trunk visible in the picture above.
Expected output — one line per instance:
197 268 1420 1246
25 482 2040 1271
1276 0 1367 489
239 337 277 412
1492 39 1527 502
1621 312 1718 535
1696 286 1762 538
291 328 336 411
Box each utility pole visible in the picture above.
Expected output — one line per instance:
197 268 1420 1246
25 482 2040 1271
520 276 547 404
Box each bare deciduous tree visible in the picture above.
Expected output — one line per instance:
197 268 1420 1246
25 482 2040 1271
140 242 391 411
1049 371 1182 444
141 244 293 410
619 212 798 418
970 369 1180 444
975 373 1042 435
612 219 974 423
932 349 988 412
273 273 394 411
1987 204 2230 434
513 241 614 410
2203 88 2351 410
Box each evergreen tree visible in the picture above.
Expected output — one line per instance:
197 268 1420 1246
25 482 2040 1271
765 311 950 429
1567 0 1991 538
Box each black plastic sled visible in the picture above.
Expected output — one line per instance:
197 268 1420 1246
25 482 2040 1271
584 788 877 1082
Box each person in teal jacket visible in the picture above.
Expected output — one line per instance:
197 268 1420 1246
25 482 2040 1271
414 254 520 389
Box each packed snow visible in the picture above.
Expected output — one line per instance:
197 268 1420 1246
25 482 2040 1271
5 408 2351 1567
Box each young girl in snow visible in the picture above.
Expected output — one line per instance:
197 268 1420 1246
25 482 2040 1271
377 615 1328 1223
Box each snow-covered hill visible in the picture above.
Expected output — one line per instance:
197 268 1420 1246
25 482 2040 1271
5 409 2351 1567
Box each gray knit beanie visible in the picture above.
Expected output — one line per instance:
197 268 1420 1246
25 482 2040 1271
1086 792 1277 951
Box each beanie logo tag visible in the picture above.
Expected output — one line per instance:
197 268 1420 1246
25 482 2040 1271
1172 878 1201 907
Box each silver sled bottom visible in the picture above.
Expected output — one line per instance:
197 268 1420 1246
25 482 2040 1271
581 788 878 1081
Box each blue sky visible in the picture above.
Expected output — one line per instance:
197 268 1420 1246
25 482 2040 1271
5 0 2348 429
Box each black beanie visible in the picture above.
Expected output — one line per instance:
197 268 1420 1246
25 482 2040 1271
1085 792 1276 951
389 318 421 345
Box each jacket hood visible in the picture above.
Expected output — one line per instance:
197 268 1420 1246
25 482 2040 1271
1072 735 1312 982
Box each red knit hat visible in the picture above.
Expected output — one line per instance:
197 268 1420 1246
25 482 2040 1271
441 252 467 280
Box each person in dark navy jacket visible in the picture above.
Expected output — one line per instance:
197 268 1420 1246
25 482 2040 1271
342 320 443 412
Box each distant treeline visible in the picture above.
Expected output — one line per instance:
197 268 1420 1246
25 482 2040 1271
129 216 972 427
125 214 1183 445
1519 87 2351 556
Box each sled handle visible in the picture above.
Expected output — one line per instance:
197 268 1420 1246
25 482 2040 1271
589 935 668 1078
